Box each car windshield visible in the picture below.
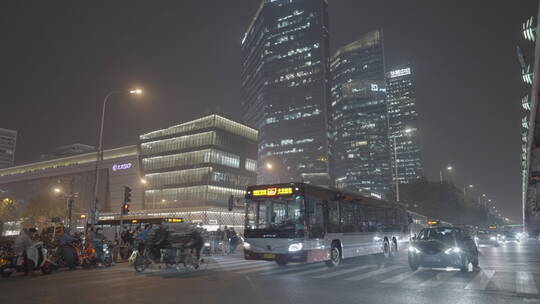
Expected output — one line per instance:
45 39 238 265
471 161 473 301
245 198 305 231
418 227 459 243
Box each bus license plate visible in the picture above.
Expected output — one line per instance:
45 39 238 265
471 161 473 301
263 253 275 259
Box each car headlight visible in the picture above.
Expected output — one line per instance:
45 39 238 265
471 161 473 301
444 247 461 254
243 242 251 250
490 236 496 241
204 242 210 247
408 246 420 253
288 243 303 252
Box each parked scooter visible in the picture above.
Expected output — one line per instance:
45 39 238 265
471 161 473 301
0 242 54 277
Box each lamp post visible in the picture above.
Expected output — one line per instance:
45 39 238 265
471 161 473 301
463 184 474 197
54 187 79 230
391 128 413 202
478 193 486 206
90 88 143 230
439 165 453 183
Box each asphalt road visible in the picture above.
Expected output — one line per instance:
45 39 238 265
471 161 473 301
2 241 540 304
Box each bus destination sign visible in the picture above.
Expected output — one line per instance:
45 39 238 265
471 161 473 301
252 187 293 197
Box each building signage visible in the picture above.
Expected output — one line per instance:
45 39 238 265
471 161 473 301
112 163 132 171
389 68 411 78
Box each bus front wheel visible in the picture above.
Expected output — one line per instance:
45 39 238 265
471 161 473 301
275 257 288 266
325 244 341 267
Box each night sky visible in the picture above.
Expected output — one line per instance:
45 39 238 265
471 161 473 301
1 0 538 221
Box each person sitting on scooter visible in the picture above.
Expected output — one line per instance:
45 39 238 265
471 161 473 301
13 228 36 276
92 228 107 266
57 228 78 270
186 229 204 261
149 223 169 262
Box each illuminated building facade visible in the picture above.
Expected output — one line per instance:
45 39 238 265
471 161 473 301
0 145 144 214
386 65 423 184
520 10 540 235
0 128 17 169
331 30 391 196
139 115 258 209
241 0 332 186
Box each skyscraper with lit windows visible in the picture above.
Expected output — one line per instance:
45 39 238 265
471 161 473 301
0 128 17 169
331 30 391 196
241 0 332 186
386 65 423 184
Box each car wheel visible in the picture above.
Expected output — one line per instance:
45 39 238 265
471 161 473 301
408 254 419 271
1 270 12 278
390 239 398 258
461 255 471 273
325 244 341 267
383 240 391 259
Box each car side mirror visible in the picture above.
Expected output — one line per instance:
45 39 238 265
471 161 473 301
411 234 417 240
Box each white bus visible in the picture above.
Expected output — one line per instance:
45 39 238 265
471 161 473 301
243 183 416 267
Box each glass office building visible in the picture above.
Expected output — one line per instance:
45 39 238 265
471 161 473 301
139 115 258 209
241 0 332 186
331 30 391 196
386 65 423 184
0 128 17 169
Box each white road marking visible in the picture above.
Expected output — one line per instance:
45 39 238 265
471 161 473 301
236 265 277 274
464 270 495 291
288 266 331 276
259 263 322 276
419 270 459 287
312 265 372 279
516 271 539 295
381 270 418 284
344 265 402 281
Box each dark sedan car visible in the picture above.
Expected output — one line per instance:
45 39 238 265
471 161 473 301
475 230 500 247
408 227 478 272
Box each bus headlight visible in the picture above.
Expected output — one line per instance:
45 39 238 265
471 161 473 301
243 242 251 250
288 243 303 252
490 236 496 241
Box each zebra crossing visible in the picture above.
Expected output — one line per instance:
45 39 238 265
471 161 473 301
202 256 540 296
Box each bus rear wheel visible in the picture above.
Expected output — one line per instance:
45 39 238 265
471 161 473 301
325 244 341 267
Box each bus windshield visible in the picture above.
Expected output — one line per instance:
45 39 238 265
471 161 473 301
245 197 305 231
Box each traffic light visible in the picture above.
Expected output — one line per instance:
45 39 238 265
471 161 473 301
122 203 130 215
124 186 132 203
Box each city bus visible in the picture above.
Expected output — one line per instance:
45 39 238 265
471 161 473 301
243 183 414 267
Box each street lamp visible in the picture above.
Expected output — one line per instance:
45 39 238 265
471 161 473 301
90 88 143 230
439 165 453 183
478 193 486 206
266 162 273 170
463 184 474 197
53 187 79 230
140 178 147 185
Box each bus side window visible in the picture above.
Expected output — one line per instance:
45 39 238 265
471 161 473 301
327 201 340 233
354 203 364 232
341 203 355 233
307 197 325 238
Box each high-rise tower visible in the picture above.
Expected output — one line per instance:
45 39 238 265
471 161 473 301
241 0 332 186
386 65 423 184
331 30 391 195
